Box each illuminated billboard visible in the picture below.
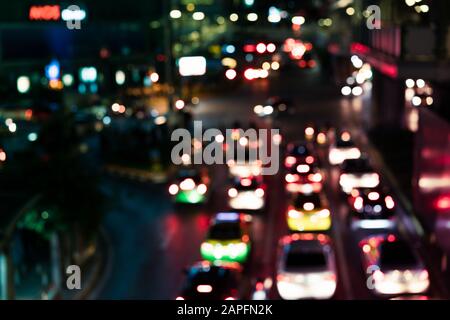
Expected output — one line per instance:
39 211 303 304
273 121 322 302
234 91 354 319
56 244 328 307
178 56 207 77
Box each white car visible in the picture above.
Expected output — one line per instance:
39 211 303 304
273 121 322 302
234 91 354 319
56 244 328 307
360 234 430 296
276 234 337 300
329 134 361 165
339 158 380 194
228 176 265 210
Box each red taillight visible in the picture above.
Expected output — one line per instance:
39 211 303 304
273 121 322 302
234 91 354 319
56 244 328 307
285 156 296 167
243 44 256 53
256 282 264 291
387 234 396 242
225 297 235 300
176 296 185 300
324 273 336 281
435 195 450 211
308 173 322 183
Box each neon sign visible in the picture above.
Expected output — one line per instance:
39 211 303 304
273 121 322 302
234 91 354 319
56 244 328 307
29 5 86 24
29 5 61 21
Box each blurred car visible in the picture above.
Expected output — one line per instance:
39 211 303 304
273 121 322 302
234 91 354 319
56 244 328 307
287 193 331 232
348 187 396 229
285 163 323 194
201 212 252 264
228 176 266 211
168 168 210 204
284 142 316 169
328 132 361 165
176 261 242 300
359 234 430 296
339 158 380 194
276 233 337 300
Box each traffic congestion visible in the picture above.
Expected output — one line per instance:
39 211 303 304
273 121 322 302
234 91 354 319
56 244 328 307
172 120 433 300
1 0 449 303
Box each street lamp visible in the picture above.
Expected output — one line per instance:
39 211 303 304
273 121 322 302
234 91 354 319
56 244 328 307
170 9 182 19
193 12 205 21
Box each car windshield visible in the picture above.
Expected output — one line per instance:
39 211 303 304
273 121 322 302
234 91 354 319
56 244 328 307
342 159 372 173
285 251 326 271
294 194 321 209
186 267 238 293
303 52 313 60
336 139 355 148
177 170 202 183
289 145 310 157
208 223 242 240
288 164 317 175
379 241 418 270
234 177 260 190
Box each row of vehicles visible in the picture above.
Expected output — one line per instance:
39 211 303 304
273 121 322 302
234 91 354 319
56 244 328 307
177 213 251 300
170 124 430 300
277 138 337 299
280 129 431 298
173 128 267 300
